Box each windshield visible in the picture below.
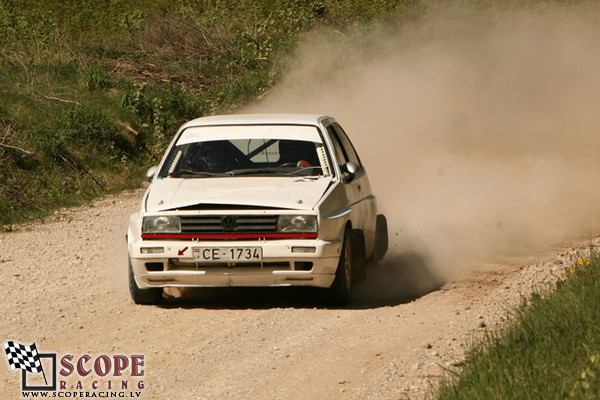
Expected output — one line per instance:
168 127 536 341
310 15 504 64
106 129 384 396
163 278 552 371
159 138 326 178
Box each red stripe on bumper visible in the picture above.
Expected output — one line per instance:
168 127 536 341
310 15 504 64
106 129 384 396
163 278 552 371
141 233 318 240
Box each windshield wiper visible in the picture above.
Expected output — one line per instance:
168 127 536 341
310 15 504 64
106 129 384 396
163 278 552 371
294 166 323 176
229 168 288 176
229 167 323 177
168 170 223 178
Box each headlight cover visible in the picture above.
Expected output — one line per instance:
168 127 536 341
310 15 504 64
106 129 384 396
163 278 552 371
277 215 317 232
142 216 181 233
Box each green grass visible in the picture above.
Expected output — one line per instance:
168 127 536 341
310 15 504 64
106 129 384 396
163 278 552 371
0 0 425 227
435 252 600 399
0 61 144 226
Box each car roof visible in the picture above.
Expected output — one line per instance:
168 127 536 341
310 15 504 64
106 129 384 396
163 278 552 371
179 114 332 130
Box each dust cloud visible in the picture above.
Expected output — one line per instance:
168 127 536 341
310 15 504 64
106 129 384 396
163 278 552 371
245 4 600 288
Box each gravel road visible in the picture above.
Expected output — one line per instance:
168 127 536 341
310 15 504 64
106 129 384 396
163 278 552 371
1 188 596 399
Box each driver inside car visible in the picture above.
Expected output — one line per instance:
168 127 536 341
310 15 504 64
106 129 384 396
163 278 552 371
201 140 237 173
278 140 315 167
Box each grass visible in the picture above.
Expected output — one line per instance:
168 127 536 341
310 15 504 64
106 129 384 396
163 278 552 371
0 0 424 228
0 61 144 226
435 251 600 399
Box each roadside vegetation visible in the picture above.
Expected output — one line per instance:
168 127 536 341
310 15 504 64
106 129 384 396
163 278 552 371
435 251 600 399
0 0 423 227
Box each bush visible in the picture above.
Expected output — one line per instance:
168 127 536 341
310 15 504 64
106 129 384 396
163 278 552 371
81 64 113 91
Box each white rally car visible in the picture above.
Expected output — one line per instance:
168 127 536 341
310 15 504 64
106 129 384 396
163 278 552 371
127 114 387 305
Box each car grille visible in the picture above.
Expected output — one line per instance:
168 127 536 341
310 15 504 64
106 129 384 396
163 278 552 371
180 215 278 234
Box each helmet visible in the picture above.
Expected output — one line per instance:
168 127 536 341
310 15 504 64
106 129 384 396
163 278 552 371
278 140 313 166
202 141 232 172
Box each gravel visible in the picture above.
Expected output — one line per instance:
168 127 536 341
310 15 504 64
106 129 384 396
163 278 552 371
1 188 597 399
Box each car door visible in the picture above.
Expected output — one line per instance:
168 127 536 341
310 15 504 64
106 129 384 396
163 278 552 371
330 122 376 256
324 122 364 231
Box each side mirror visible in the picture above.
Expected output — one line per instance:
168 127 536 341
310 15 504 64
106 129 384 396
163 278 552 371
341 161 360 175
146 166 159 181
341 161 360 183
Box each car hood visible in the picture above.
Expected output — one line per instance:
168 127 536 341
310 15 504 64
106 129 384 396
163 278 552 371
145 176 332 212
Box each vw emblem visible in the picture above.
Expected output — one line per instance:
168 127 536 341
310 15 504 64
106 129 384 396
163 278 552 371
221 215 237 231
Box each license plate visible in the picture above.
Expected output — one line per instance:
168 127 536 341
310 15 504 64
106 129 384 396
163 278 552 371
192 247 263 262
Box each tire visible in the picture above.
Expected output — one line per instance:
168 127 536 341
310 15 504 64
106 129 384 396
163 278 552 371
374 214 388 262
328 229 353 306
128 257 163 305
351 229 366 284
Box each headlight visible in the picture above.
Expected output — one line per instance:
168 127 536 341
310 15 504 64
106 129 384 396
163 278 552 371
277 215 317 232
142 216 181 233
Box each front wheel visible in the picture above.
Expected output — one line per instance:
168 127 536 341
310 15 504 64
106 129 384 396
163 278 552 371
128 258 163 305
328 230 353 306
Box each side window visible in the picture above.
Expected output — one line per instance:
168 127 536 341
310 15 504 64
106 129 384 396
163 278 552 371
326 124 348 166
332 123 362 167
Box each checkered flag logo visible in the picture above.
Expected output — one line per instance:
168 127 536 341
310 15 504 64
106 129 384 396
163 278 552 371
3 341 47 383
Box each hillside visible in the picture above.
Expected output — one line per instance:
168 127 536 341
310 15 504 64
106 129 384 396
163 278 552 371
0 0 421 226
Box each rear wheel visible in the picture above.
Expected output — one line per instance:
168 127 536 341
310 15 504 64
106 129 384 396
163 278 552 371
128 258 163 305
328 229 353 306
374 214 388 262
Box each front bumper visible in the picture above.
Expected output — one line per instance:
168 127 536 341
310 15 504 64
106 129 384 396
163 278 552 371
129 238 342 289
